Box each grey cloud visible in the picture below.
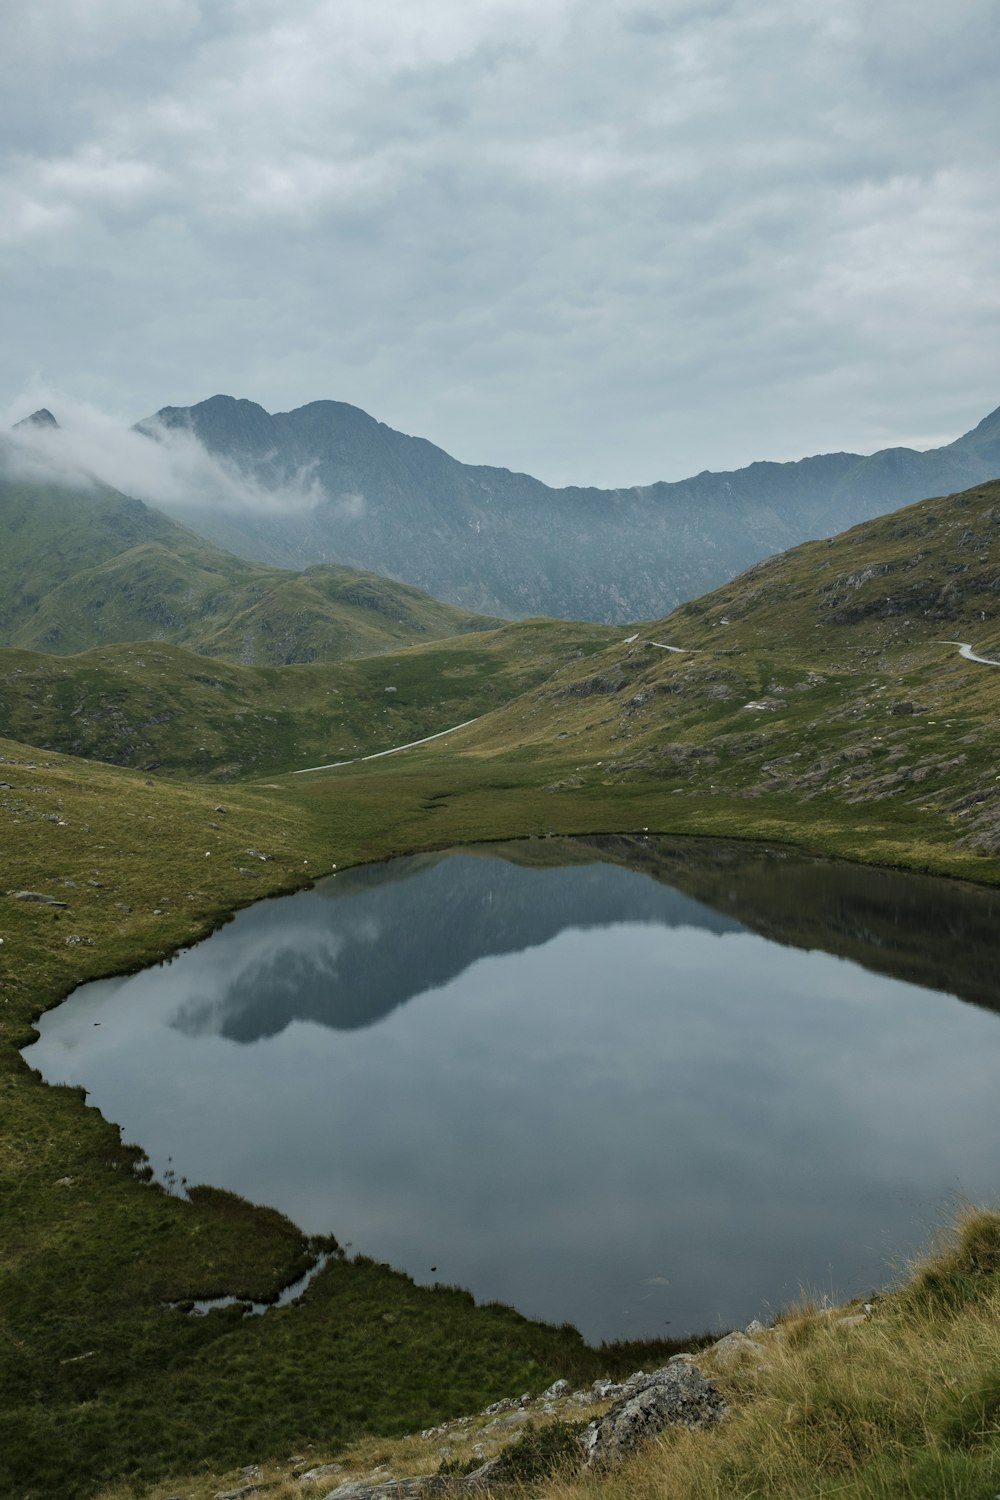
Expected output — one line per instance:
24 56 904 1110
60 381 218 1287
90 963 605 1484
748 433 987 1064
0 0 997 487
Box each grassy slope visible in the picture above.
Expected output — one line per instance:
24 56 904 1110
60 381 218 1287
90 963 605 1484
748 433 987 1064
446 478 1000 873
178 1212 1000 1500
538 1212 1000 1500
0 469 496 665
0 620 615 778
7 734 1000 1499
0 737 691 1500
6 478 1000 1495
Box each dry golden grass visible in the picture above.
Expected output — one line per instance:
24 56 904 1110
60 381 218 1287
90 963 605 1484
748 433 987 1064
92 1214 1000 1500
541 1211 1000 1500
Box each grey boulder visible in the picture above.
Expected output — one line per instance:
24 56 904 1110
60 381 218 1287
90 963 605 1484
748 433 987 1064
582 1363 726 1467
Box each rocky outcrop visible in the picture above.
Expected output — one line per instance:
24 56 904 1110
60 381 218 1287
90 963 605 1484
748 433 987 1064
320 1461 502 1500
311 1363 725 1499
581 1362 726 1467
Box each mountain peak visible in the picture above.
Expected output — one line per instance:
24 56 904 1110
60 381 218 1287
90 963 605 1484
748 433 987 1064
13 408 59 431
950 402 1000 454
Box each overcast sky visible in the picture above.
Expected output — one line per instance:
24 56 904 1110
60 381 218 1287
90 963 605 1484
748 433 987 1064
1 0 998 488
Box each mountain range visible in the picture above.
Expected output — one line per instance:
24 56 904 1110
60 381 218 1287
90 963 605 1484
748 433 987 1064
6 393 1000 1500
0 443 494 666
141 394 1000 622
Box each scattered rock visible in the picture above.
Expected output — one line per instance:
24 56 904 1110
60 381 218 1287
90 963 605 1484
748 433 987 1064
321 1482 426 1500
462 1457 503 1490
9 890 68 906
582 1364 726 1467
708 1330 767 1370
482 1410 528 1433
244 848 272 861
214 1485 260 1500
541 1379 570 1399
482 1396 517 1416
114 902 132 914
64 935 95 946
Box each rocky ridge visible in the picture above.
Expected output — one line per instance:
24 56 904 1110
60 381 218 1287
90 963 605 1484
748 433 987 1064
143 394 1000 623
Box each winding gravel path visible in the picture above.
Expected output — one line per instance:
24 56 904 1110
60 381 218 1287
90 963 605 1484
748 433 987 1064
940 640 1000 667
292 717 481 775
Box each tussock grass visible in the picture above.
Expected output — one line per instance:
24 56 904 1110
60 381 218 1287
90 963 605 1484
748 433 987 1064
8 472 1000 1495
540 1211 1000 1500
89 1215 1000 1500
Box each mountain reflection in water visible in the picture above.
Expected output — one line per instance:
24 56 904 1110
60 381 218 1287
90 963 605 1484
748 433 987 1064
174 844 741 1041
24 836 1000 1343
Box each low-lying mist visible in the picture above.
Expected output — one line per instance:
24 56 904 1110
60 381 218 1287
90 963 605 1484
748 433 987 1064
2 388 326 517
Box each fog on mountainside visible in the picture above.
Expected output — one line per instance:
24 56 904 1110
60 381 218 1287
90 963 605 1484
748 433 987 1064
0 424 494 666
3 398 324 519
140 395 1000 623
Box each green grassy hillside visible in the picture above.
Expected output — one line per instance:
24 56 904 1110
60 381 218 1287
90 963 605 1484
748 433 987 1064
0 467 496 665
0 620 614 778
0 735 691 1500
446 478 1000 866
5 478 1000 1497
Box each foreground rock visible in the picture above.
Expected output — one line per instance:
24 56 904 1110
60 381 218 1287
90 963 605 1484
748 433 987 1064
581 1363 726 1467
321 1461 501 1500
9 890 69 906
313 1364 725 1498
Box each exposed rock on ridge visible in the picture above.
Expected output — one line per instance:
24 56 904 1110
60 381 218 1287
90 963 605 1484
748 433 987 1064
141 394 1000 622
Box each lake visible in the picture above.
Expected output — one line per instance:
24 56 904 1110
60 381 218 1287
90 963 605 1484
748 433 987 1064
23 835 1000 1344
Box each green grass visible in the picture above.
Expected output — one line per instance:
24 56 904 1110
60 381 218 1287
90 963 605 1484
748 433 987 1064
1 736 703 1500
0 620 615 778
539 1212 1000 1500
2 722 998 1496
0 468 497 665
5 477 1000 1496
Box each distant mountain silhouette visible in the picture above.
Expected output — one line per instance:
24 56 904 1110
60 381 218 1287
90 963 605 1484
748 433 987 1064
140 395 1000 622
13 408 59 430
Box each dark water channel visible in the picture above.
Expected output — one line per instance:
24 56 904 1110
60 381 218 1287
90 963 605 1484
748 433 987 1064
24 835 1000 1343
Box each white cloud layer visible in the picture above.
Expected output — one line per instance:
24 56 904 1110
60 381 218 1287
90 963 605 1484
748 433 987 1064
1 390 325 515
1 0 997 485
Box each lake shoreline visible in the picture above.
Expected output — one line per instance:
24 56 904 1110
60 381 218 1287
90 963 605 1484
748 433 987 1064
4 736 1000 1496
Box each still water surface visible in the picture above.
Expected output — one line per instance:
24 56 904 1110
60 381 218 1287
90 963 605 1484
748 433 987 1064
24 836 1000 1342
